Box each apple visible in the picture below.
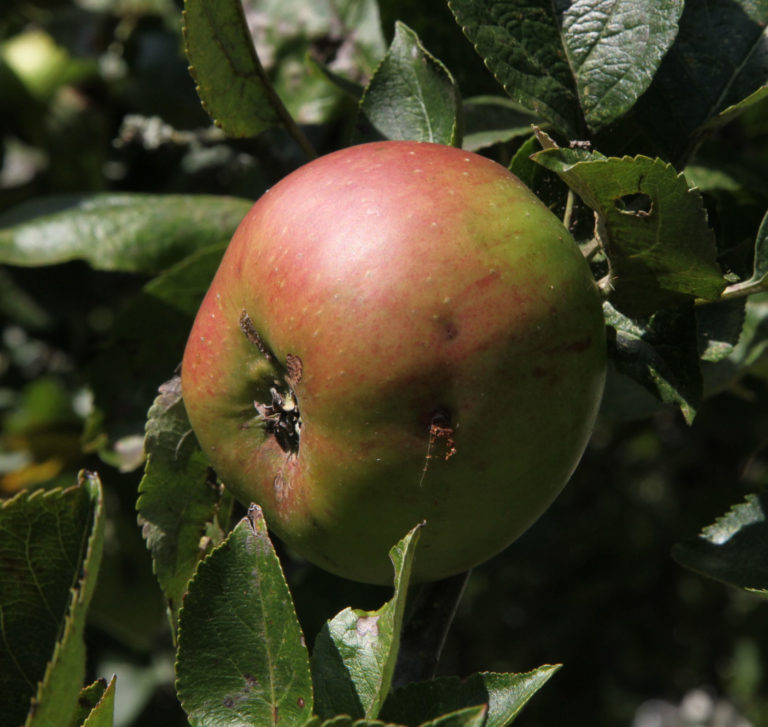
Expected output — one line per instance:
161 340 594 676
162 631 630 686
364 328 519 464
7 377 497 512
181 141 606 585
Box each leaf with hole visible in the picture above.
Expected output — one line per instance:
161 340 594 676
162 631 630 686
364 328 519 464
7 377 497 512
533 148 726 317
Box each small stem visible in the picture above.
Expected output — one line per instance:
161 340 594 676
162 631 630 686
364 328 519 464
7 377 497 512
719 278 767 301
562 189 575 230
694 277 767 305
581 237 601 261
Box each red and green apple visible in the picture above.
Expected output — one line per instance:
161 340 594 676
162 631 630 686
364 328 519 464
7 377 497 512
181 140 606 585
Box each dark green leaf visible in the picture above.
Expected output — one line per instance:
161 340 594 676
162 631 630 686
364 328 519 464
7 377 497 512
0 267 51 329
311 524 422 720
176 505 313 727
137 377 222 637
732 296 768 370
600 0 768 163
708 86 768 132
315 719 402 727
673 493 768 592
393 571 472 688
534 149 726 317
749 209 768 288
696 300 747 364
462 96 538 152
381 667 559 727
183 0 284 136
722 207 768 298
360 22 462 146
79 675 116 727
0 193 250 274
85 243 226 465
419 705 488 727
66 679 107 727
508 135 571 215
605 303 702 423
450 0 682 136
449 0 582 136
0 472 104 727
561 0 683 131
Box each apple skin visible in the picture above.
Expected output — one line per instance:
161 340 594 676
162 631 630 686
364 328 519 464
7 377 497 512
181 140 606 585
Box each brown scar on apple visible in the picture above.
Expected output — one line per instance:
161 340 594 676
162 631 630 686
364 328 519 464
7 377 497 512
239 310 273 359
418 409 457 486
285 353 303 385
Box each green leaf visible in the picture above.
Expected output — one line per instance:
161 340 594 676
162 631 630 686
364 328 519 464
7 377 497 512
252 0 385 125
508 134 572 217
0 267 51 329
561 0 683 132
605 303 702 424
673 493 768 593
603 0 768 163
533 149 726 317
461 96 538 152
311 524 422 720
381 667 559 727
314 719 403 727
137 377 222 637
360 22 462 146
0 193 250 274
182 0 284 136
449 0 581 136
748 208 768 289
708 85 768 131
176 505 313 727
449 0 682 136
66 679 108 727
0 472 104 727
85 242 226 465
722 207 768 298
696 300 747 364
80 675 116 727
419 705 488 727
701 295 768 396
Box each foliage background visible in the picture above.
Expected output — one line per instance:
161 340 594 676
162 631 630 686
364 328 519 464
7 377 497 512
1 0 768 725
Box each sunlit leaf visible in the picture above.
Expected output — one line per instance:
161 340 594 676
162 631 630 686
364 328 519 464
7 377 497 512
311 524 422 720
176 505 313 727
183 0 283 136
360 22 462 146
449 0 682 135
561 0 682 131
137 377 222 637
0 472 104 727
533 148 726 317
0 193 249 274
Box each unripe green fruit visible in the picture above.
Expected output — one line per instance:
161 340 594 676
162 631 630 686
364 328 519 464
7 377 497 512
182 141 606 584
